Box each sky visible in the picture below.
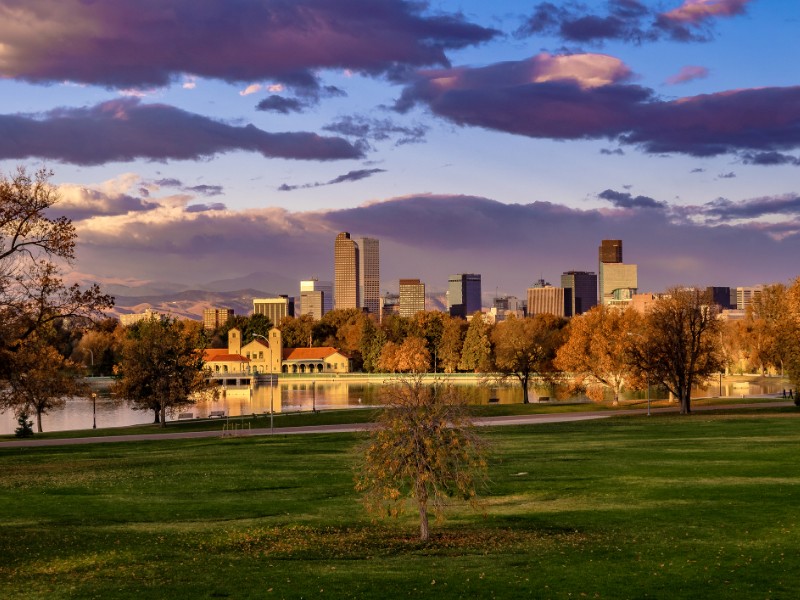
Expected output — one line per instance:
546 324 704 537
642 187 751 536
1 0 799 300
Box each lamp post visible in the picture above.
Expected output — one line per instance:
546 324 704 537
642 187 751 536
92 392 97 429
253 334 274 434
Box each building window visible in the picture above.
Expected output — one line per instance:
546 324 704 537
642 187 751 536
259 352 264 359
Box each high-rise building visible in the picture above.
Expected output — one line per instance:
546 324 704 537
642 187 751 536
599 239 623 263
561 271 597 317
399 279 425 317
359 237 380 315
300 279 332 319
527 286 566 317
600 263 638 307
447 273 482 318
334 232 359 310
253 296 293 325
598 239 637 307
380 293 400 322
706 286 733 310
203 307 235 330
736 286 763 310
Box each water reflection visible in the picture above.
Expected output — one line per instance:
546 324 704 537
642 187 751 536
0 377 788 435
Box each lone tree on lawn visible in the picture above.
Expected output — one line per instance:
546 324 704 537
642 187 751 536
113 317 210 426
628 287 723 415
356 377 487 541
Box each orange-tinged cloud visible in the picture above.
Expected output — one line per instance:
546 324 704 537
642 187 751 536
662 0 751 24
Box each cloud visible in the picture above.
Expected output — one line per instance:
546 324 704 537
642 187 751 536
323 116 428 145
155 178 183 187
698 194 800 222
256 96 307 114
0 98 363 164
239 84 262 96
0 0 496 90
690 167 705 173
279 168 386 191
666 65 709 85
718 172 736 179
185 184 224 196
520 0 753 44
397 53 800 159
598 188 666 209
741 152 800 166
600 148 625 155
185 203 226 213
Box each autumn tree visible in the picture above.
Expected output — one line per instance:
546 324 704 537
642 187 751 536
378 336 430 373
492 314 567 404
279 314 315 348
746 284 790 375
555 306 641 405
360 317 386 373
356 377 487 541
0 167 113 376
782 278 800 389
628 287 723 415
438 316 467 373
458 313 493 372
113 317 210 426
0 333 87 433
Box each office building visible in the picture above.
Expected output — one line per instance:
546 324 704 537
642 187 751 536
706 286 733 310
736 286 763 310
598 239 637 307
203 307 235 331
600 263 638 307
300 279 332 319
527 286 566 318
359 237 380 315
447 273 482 318
399 279 425 317
334 232 359 309
253 296 293 325
561 271 597 317
599 239 623 264
119 308 167 326
380 293 400 322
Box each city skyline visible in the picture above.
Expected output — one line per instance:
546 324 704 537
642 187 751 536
1 1 799 296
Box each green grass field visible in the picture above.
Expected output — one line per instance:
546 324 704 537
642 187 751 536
1 412 799 598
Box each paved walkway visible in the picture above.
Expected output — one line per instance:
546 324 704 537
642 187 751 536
0 401 794 449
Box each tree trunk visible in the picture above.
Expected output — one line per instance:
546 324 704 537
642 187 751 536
521 375 529 404
418 499 429 542
160 405 167 428
36 409 43 433
612 389 619 406
153 408 160 424
680 390 691 415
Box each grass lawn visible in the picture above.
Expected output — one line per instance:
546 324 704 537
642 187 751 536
1 413 799 598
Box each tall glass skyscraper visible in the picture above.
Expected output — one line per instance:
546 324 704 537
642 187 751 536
447 273 481 318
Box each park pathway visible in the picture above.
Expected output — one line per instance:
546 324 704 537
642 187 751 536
0 401 793 448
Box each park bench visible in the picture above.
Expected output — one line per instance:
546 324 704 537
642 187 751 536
209 410 226 418
177 412 194 420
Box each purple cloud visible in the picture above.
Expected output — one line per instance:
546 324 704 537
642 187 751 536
599 189 666 209
324 116 428 146
279 168 386 191
520 0 753 44
741 152 800 166
185 203 226 213
0 0 496 90
0 98 362 164
185 185 224 197
256 96 307 114
397 54 800 159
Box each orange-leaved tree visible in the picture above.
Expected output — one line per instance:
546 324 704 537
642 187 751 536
356 377 487 541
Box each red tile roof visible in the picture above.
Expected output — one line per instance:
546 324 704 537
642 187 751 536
282 347 342 361
203 350 248 363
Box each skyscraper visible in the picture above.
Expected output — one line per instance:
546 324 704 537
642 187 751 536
359 237 380 315
561 271 597 317
300 279 333 319
598 239 637 307
253 296 293 325
447 273 481 318
202 307 234 330
527 285 566 317
334 232 359 310
399 279 425 317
